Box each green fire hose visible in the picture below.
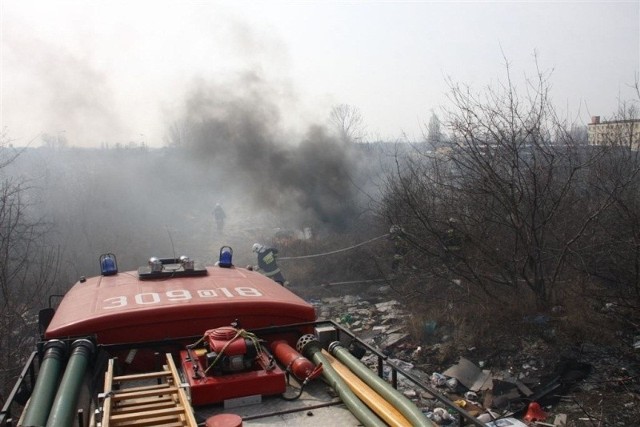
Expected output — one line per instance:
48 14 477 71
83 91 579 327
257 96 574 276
20 340 67 427
46 339 95 427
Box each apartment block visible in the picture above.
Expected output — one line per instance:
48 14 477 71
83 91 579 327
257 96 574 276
587 116 640 150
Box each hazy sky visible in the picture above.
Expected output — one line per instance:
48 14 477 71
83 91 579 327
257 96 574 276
1 1 639 147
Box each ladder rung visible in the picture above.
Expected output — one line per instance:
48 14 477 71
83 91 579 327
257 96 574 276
113 371 172 382
111 398 178 414
111 386 179 400
111 383 174 395
110 406 186 422
109 415 187 427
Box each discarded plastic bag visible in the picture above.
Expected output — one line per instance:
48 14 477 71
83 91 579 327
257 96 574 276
430 372 447 386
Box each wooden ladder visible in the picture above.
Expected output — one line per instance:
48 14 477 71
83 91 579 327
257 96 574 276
100 353 197 427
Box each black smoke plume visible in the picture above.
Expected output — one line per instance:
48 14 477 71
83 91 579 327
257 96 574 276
170 75 364 233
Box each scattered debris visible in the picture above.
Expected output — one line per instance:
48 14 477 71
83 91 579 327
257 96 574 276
523 401 548 423
443 357 493 391
310 290 639 426
485 417 528 427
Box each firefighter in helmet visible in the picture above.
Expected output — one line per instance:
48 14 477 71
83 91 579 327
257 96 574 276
252 243 287 286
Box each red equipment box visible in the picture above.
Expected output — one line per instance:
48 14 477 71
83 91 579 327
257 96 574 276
179 349 286 406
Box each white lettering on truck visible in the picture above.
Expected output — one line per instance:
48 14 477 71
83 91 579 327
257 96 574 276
102 287 263 309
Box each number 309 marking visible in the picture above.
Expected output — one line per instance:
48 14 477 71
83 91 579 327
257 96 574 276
103 287 262 309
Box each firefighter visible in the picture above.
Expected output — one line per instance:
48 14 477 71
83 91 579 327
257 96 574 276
213 203 226 233
444 217 462 262
252 243 287 286
389 225 408 272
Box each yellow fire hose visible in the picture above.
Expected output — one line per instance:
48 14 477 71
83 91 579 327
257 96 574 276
322 350 420 427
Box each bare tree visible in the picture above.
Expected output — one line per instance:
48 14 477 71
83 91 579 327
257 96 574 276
379 62 622 310
0 131 59 399
40 132 68 149
329 104 366 143
424 112 443 148
165 120 192 148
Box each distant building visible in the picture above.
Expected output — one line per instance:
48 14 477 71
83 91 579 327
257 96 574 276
587 116 640 150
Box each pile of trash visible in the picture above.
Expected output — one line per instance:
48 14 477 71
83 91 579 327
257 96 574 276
309 293 633 426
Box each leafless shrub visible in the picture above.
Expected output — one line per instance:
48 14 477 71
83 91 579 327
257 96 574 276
378 59 639 334
0 130 59 399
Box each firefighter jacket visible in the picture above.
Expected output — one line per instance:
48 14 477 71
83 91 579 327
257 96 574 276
257 247 281 277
